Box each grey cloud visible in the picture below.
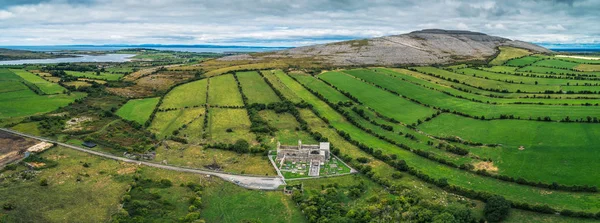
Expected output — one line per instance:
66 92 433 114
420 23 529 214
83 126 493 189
0 0 597 45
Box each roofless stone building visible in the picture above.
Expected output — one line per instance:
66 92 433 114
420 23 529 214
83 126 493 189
275 140 330 177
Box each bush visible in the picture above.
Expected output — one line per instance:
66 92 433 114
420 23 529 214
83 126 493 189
40 178 49 186
2 202 15 211
484 195 511 222
356 157 369 163
233 139 250 153
160 179 173 188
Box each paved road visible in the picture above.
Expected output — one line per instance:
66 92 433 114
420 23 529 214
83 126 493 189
0 128 285 190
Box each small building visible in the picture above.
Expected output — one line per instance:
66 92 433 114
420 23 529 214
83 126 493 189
82 141 97 148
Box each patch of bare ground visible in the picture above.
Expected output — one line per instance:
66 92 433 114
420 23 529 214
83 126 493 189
65 116 94 131
0 131 37 166
474 161 498 172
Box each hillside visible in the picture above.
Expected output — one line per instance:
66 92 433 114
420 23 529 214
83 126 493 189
220 29 552 66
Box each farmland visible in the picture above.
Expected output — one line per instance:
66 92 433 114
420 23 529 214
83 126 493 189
4 45 600 222
116 97 160 124
159 79 207 109
207 74 244 106
64 71 124 81
236 71 280 104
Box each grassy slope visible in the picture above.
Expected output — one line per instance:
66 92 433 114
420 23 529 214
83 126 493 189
490 46 531 65
149 108 205 139
201 182 305 223
10 69 66 94
64 71 123 81
116 97 160 124
160 79 207 109
207 108 255 144
208 74 244 106
319 71 436 124
419 113 600 187
274 69 600 213
236 71 281 104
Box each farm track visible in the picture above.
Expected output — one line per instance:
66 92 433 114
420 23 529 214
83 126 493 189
0 128 285 190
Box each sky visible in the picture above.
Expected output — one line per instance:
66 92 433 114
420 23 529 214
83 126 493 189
0 0 598 47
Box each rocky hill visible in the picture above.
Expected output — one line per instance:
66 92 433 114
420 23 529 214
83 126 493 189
219 29 552 66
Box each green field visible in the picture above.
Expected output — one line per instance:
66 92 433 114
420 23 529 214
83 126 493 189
116 97 160 124
149 107 205 138
274 68 600 213
10 69 66 94
319 71 436 124
236 71 281 104
259 109 317 147
532 59 580 69
290 71 350 103
160 79 207 109
490 46 532 65
64 71 124 81
207 108 255 144
0 89 85 119
208 74 244 106
419 113 600 187
201 181 305 223
261 70 303 103
504 55 545 67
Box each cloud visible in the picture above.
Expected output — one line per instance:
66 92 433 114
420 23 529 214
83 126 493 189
0 0 597 46
456 23 470 30
485 23 507 30
546 24 566 31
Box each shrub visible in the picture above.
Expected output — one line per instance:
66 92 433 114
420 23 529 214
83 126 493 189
40 178 49 186
484 195 511 222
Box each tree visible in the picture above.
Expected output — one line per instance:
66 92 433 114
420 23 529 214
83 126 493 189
233 139 250 153
432 212 457 223
484 195 511 222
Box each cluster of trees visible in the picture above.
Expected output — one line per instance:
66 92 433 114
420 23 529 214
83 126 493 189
112 176 205 223
291 181 478 223
207 139 267 154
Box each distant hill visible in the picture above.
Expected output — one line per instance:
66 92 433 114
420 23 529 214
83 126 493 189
0 48 73 61
219 29 552 66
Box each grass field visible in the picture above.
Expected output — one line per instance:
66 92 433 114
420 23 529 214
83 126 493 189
207 108 255 144
236 71 281 104
575 64 600 72
10 69 66 94
208 74 244 106
504 55 545 67
290 71 350 103
201 181 305 223
154 142 276 176
419 113 600 187
0 147 131 222
179 113 206 144
490 46 531 65
116 97 160 124
0 90 86 119
261 70 303 103
64 71 124 81
532 59 580 69
259 110 317 147
274 69 600 213
319 71 436 124
149 107 205 138
160 79 207 109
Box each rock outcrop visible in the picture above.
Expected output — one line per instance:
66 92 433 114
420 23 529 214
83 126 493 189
219 29 552 66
